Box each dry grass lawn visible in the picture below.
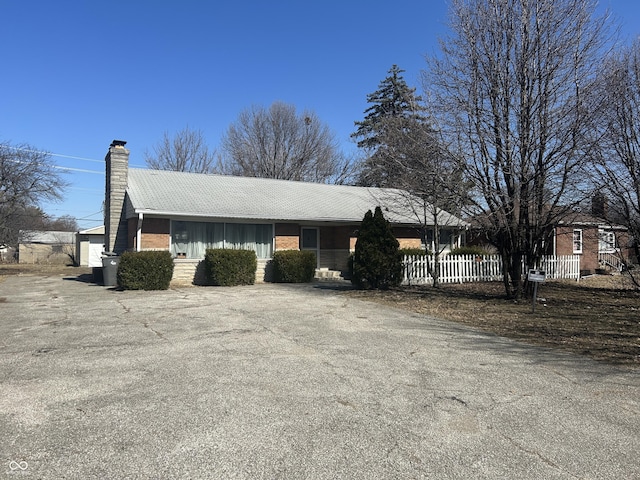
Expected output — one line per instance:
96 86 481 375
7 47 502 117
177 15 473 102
347 274 640 368
0 263 92 283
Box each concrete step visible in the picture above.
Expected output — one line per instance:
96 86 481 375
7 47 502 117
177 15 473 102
314 268 345 281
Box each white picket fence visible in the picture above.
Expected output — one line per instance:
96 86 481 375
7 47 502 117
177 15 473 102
402 254 581 285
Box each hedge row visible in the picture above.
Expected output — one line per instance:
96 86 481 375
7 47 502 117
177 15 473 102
117 251 174 290
271 250 316 283
204 248 257 286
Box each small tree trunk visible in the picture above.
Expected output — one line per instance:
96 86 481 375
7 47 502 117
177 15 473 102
501 250 512 297
432 224 440 288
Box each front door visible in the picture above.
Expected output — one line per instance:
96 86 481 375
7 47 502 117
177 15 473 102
301 227 319 268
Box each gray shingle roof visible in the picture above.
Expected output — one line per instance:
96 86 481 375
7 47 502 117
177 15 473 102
18 230 76 244
126 168 466 226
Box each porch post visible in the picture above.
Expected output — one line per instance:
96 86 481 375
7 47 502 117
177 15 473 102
136 213 143 252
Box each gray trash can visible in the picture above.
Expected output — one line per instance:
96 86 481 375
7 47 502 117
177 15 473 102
102 254 120 286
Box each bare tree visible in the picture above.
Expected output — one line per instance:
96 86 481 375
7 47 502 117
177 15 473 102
220 102 353 184
366 115 470 286
46 214 78 232
425 0 612 298
591 40 640 286
0 142 67 247
145 126 218 174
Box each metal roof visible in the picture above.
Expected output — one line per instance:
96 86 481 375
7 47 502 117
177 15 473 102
126 168 467 226
78 225 105 235
18 230 76 244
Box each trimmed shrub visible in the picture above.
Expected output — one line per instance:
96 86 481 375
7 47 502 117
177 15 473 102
351 206 402 290
204 248 257 286
272 250 316 283
117 251 174 290
449 245 490 256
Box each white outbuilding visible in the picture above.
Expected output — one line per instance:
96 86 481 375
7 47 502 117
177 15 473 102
75 225 105 268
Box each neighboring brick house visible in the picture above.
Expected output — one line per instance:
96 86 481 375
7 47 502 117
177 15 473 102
467 204 631 277
103 140 468 284
554 211 630 275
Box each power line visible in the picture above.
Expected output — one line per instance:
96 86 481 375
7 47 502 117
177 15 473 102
6 145 104 164
52 165 104 175
4 145 146 169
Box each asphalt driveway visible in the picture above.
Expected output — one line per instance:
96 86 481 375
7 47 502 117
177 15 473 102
0 274 638 479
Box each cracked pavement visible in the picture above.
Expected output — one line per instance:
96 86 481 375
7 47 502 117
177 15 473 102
0 274 639 479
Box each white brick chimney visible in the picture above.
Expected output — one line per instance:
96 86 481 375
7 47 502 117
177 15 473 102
104 140 129 254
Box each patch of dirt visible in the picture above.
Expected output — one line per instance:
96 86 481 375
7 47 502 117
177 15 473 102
347 275 640 367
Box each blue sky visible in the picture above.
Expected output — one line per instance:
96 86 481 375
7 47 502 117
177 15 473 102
1 0 639 230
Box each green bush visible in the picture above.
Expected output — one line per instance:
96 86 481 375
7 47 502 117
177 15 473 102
351 206 402 290
271 250 316 283
448 246 490 256
117 251 174 290
204 249 257 286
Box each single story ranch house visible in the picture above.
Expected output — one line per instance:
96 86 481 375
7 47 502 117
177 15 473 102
104 140 467 283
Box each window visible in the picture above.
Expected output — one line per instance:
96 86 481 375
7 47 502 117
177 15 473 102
573 229 583 254
598 230 616 252
225 223 273 259
171 221 273 259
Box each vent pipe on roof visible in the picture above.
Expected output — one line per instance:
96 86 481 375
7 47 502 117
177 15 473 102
104 139 129 254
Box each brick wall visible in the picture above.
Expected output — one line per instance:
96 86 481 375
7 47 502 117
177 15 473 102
275 236 299 250
275 223 300 251
141 218 170 250
127 217 171 251
556 225 599 274
398 238 422 249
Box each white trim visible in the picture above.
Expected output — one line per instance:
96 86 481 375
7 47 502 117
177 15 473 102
572 229 583 254
136 213 143 252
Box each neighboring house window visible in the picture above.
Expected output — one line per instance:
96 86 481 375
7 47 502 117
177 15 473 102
171 221 273 259
52 245 64 254
573 229 583 254
598 230 616 252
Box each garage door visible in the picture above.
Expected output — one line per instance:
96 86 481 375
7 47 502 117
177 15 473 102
88 238 104 268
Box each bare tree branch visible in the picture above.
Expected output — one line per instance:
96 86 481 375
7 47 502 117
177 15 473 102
590 40 640 286
220 102 353 184
424 0 613 298
145 126 218 174
0 142 67 247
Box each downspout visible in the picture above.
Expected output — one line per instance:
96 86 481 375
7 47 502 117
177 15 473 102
136 213 143 252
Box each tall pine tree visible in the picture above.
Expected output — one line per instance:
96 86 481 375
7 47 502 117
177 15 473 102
351 65 427 187
352 65 470 287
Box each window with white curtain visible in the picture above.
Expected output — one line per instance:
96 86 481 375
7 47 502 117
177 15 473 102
171 221 273 259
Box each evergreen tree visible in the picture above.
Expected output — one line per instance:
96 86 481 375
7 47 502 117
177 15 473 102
351 65 427 187
351 207 402 290
352 65 424 149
